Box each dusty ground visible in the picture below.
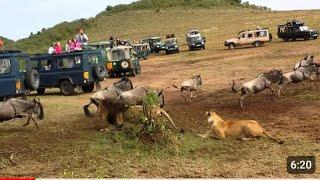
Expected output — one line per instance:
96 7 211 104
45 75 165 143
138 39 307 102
1 8 320 178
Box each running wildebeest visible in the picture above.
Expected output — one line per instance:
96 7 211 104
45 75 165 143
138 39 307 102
278 64 319 97
118 86 165 108
0 98 44 129
232 69 283 109
173 74 202 100
83 77 133 117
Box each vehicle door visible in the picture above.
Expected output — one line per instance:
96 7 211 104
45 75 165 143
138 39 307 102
37 56 57 87
57 54 83 85
0 57 16 97
16 56 30 92
86 52 101 82
238 32 248 45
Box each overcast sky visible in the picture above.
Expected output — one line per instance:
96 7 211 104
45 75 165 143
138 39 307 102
1 0 320 41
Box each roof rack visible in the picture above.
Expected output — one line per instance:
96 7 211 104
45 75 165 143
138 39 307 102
0 50 22 54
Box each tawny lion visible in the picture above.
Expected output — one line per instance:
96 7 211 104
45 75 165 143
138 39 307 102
198 111 284 144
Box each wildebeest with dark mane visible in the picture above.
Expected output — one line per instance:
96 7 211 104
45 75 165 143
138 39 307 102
232 69 283 109
83 77 133 117
0 98 44 129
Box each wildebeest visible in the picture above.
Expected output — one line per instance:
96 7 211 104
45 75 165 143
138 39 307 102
294 55 314 70
278 65 319 97
118 86 165 108
83 77 133 117
232 69 283 109
0 98 44 129
173 74 202 100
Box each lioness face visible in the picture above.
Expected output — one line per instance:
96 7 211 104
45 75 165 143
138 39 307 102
206 111 219 124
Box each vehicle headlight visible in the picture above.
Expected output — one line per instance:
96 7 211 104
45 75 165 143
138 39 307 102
175 45 178 48
192 43 195 46
16 81 21 90
83 71 89 80
121 61 129 68
201 42 204 44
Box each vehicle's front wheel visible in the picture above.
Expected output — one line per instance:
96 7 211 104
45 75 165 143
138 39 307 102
60 80 75 96
203 46 206 50
228 43 235 50
313 36 318 40
283 37 289 42
82 84 95 93
254 41 262 47
131 69 136 76
37 88 45 95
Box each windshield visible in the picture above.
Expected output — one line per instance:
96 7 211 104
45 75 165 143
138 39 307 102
165 39 176 46
299 26 309 31
190 36 202 42
151 38 161 43
0 58 11 74
107 49 131 61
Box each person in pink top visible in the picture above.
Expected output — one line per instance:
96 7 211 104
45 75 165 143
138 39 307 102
54 42 62 54
65 39 75 52
73 38 82 50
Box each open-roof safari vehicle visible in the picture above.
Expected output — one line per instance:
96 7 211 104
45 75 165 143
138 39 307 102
277 20 319 41
31 49 107 95
224 28 272 50
187 34 205 51
106 46 141 78
132 43 150 60
165 37 179 54
142 37 165 53
0 50 39 100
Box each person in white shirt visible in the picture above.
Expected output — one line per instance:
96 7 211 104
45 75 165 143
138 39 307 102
75 29 88 45
48 43 55 54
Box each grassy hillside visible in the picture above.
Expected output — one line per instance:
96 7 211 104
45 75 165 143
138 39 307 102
9 0 269 53
0 36 15 50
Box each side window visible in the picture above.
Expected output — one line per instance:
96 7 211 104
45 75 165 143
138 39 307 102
88 55 99 64
58 56 81 69
0 59 11 75
248 33 253 38
40 60 54 71
31 61 38 70
17 57 27 73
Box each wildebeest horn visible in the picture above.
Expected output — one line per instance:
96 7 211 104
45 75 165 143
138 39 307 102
159 109 177 129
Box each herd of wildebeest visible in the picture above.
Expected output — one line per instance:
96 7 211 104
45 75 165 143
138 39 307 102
1 53 320 143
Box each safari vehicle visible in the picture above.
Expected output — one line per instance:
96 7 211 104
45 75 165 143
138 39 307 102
0 50 39 100
165 38 179 54
87 41 111 49
142 37 165 53
224 28 272 50
277 20 319 41
132 43 150 60
106 46 141 78
31 50 107 96
187 34 205 51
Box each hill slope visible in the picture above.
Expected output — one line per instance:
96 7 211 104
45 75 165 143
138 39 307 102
10 0 269 53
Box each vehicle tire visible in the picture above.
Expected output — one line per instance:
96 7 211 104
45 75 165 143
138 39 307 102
254 41 262 47
166 50 169 55
283 37 289 42
25 69 40 90
60 80 75 96
82 84 95 93
292 38 297 41
155 50 159 53
203 46 206 50
131 69 136 76
313 36 318 40
36 88 45 95
143 56 148 60
137 67 142 74
177 49 180 53
93 64 107 81
228 43 235 50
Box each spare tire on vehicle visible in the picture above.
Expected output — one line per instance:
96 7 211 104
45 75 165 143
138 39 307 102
25 69 40 90
93 64 107 81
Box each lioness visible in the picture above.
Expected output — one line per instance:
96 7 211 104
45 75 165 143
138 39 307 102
198 111 284 144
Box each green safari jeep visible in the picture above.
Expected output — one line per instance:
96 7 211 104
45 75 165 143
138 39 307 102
106 46 141 78
132 43 150 60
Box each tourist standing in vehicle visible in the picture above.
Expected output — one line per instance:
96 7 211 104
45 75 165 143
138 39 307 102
75 28 88 45
54 42 62 54
48 43 55 54
65 39 75 52
0 39 3 50
73 39 82 50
